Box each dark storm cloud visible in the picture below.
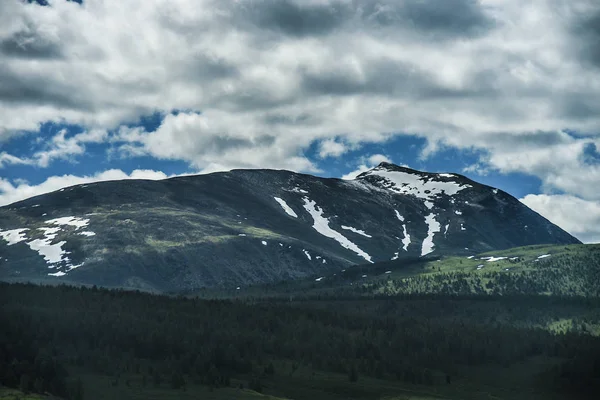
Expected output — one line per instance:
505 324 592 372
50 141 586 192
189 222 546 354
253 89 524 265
0 30 63 59
359 0 496 39
243 0 350 38
571 9 600 68
556 95 600 120
199 135 277 155
486 131 572 148
262 112 316 126
299 59 495 99
398 0 496 38
182 54 240 81
0 66 89 110
238 0 495 40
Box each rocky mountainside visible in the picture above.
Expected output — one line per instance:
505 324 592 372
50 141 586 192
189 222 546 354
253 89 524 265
0 162 580 292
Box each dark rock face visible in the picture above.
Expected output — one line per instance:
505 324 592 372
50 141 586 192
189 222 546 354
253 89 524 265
0 163 580 292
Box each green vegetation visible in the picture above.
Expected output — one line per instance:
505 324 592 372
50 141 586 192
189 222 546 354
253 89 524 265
216 244 599 299
0 386 48 400
1 244 599 399
2 284 600 399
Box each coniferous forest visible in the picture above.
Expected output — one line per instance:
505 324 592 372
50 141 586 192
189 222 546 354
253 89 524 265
2 279 600 400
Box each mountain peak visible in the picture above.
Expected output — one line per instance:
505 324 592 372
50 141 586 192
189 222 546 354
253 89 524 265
0 166 580 291
358 162 459 182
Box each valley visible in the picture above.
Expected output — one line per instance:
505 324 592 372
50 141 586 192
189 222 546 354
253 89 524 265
1 165 598 400
1 242 599 400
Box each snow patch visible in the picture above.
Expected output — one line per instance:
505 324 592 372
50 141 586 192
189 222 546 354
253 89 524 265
303 249 312 260
421 214 440 256
401 224 411 251
340 225 372 238
444 224 449 235
467 255 475 259
385 270 392 274
27 238 67 264
0 228 29 245
48 271 66 277
315 277 324 282
438 173 454 178
460 223 466 231
486 256 508 262
238 234 247 237
46 216 89 230
261 240 267 246
394 210 405 222
79 231 96 237
302 197 372 262
493 189 498 194
391 252 399 260
454 210 462 215
537 254 551 259
273 197 298 218
362 168 471 200
290 187 308 194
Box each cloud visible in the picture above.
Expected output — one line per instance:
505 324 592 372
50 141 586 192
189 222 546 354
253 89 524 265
0 152 33 168
455 130 600 201
241 0 350 38
113 111 319 172
570 4 600 69
0 169 169 207
318 139 348 158
521 194 600 244
0 0 598 228
341 153 392 180
370 0 496 39
0 24 63 59
0 128 108 168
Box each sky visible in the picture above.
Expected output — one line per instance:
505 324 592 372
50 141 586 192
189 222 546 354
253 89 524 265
0 0 599 243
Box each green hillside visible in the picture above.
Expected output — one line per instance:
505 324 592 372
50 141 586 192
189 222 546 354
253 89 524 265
2 243 599 399
211 243 600 299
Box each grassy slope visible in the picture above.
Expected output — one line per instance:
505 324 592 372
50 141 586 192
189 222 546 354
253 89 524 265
73 361 564 400
0 387 49 400
196 243 599 298
355 243 598 285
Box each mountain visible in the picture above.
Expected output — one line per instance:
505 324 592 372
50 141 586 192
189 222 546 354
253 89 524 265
0 162 580 292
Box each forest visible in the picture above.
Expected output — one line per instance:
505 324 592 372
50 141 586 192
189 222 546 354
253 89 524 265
1 279 600 400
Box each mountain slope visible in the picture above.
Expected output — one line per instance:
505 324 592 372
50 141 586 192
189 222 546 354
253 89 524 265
0 162 580 291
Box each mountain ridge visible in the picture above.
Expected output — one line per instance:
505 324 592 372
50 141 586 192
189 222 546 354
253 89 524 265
0 163 580 292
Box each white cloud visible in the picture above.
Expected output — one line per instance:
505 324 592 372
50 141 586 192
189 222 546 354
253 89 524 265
1 128 108 168
0 0 598 176
521 194 600 244
113 111 320 172
0 169 169 207
0 0 598 241
0 152 33 168
318 139 348 158
456 131 600 201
